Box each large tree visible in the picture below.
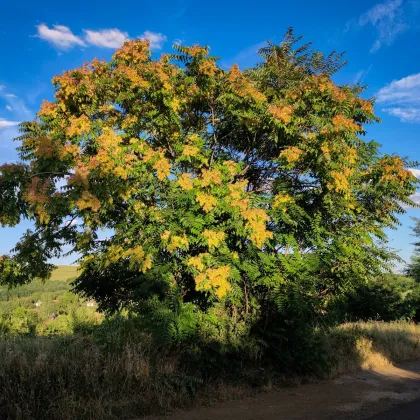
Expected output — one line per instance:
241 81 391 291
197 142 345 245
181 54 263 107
0 30 417 323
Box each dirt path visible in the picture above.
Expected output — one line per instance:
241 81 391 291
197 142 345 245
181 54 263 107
146 361 420 420
367 398 420 419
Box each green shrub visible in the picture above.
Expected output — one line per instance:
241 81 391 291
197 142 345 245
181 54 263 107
36 315 73 336
329 274 420 323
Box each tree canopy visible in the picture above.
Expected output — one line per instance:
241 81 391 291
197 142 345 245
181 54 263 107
0 30 417 321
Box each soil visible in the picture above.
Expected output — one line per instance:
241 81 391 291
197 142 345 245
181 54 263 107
145 361 420 420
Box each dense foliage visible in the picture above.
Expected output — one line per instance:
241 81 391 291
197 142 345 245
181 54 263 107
331 274 420 322
0 30 418 360
407 218 420 282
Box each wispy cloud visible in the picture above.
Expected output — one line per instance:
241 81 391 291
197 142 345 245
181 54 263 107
84 28 129 48
377 73 420 122
173 38 184 46
36 24 85 49
353 65 373 84
36 24 167 51
170 0 189 20
358 0 407 52
140 31 167 50
0 87 33 158
0 87 30 130
0 118 20 129
0 88 31 122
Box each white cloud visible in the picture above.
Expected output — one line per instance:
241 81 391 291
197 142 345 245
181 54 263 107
382 107 420 122
409 169 420 178
84 28 129 48
173 38 184 45
378 73 420 123
0 118 20 129
407 170 420 208
410 193 420 205
36 24 85 49
140 30 167 50
359 0 407 52
0 90 31 121
400 191 420 209
64 219 81 227
36 24 168 52
377 73 420 104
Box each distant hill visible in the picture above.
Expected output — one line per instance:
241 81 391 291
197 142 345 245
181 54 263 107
50 266 79 281
0 266 79 302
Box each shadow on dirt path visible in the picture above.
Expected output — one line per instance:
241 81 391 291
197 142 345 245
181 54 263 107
367 398 420 419
145 361 420 420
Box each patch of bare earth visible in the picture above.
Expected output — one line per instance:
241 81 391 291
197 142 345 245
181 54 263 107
144 361 420 420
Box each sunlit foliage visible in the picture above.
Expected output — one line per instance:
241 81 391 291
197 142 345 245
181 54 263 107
0 30 417 330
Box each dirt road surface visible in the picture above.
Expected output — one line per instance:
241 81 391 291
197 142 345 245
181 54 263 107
146 361 420 420
367 398 420 419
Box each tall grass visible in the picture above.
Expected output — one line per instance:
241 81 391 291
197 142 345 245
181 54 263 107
325 321 420 377
0 335 197 420
1 320 420 419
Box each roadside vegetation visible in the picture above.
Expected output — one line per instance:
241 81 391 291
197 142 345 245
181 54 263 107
1 269 420 419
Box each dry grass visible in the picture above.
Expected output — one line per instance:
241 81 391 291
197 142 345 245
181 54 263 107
1 321 420 419
326 321 420 377
0 335 195 420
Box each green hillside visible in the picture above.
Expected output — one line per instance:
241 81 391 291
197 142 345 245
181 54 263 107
50 265 79 281
0 265 96 337
0 266 79 300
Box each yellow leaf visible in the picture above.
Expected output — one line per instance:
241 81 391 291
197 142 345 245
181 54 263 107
177 173 194 190
202 229 226 248
196 193 217 212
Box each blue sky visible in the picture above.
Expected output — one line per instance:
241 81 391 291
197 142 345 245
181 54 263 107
0 0 419 268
